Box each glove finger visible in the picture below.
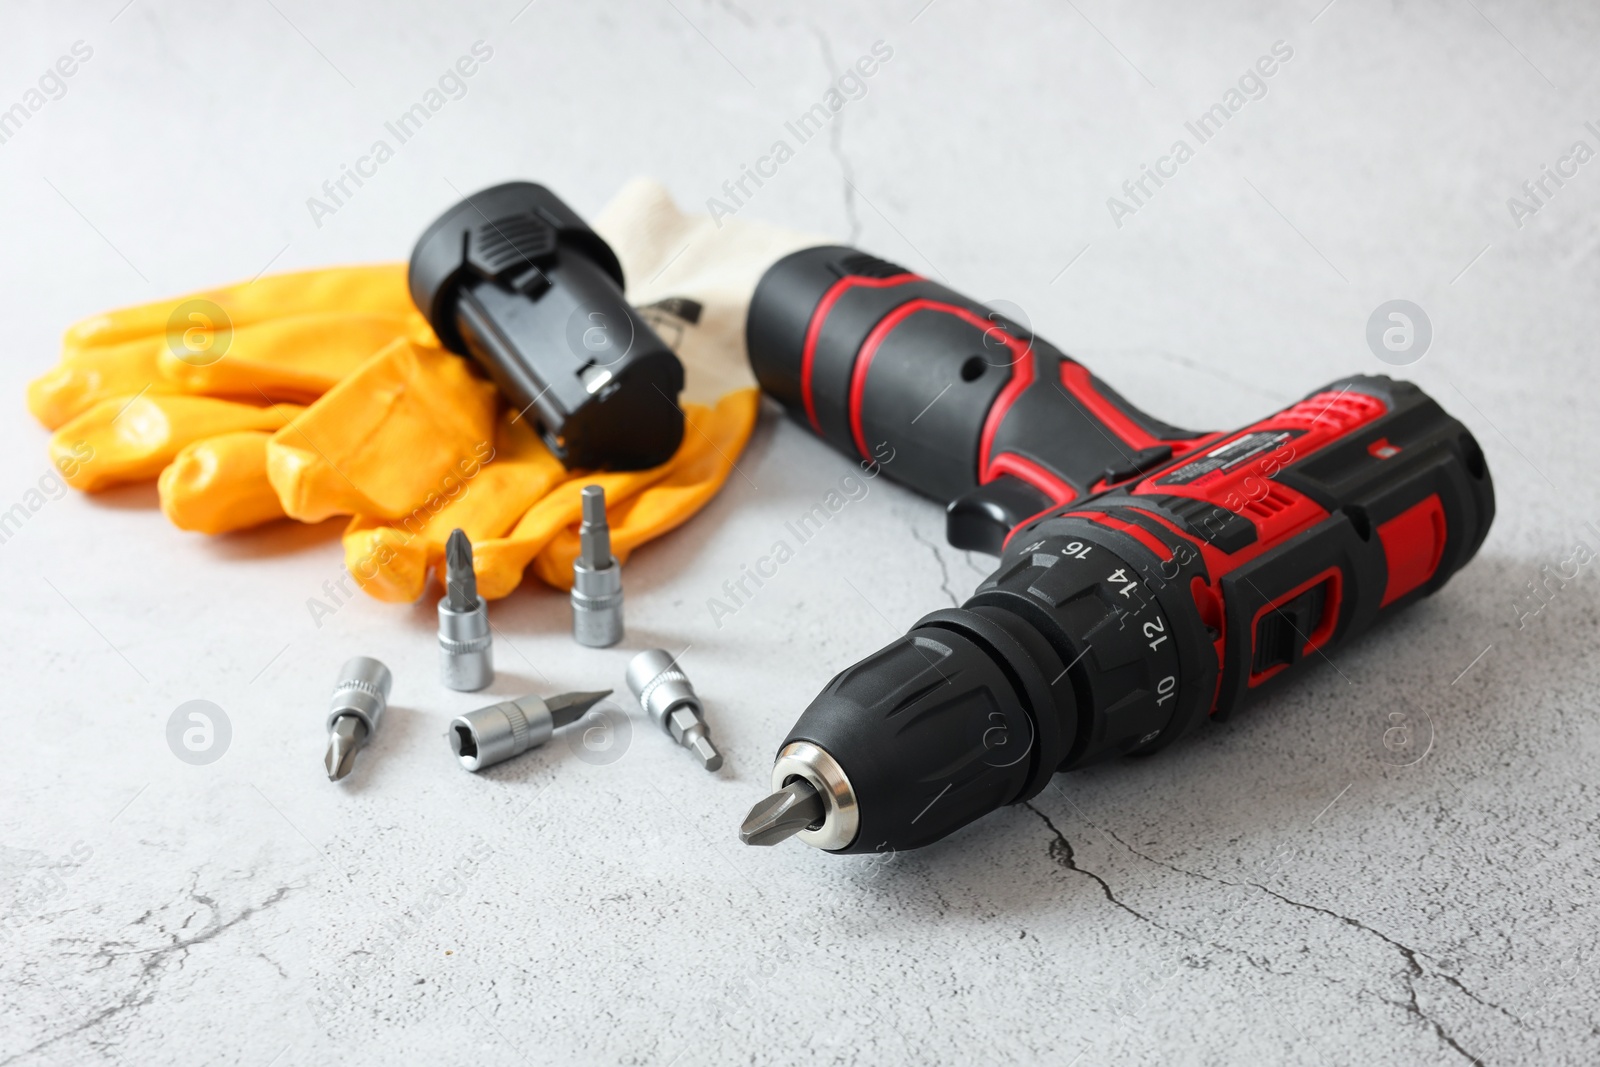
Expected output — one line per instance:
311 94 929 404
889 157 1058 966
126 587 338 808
340 414 566 603
529 389 758 590
158 430 288 534
27 337 177 430
61 263 419 356
29 309 426 432
266 339 496 523
52 394 303 492
157 310 426 403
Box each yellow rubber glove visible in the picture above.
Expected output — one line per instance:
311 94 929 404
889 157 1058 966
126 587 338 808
29 265 427 429
158 431 285 535
28 180 824 605
28 265 438 528
149 333 499 535
53 394 304 492
266 338 497 523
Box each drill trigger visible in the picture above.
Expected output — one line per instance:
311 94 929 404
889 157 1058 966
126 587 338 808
946 474 1057 555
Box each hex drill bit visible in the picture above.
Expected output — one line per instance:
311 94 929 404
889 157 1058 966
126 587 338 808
571 485 623 647
438 528 493 691
324 656 392 782
579 484 611 565
626 649 722 771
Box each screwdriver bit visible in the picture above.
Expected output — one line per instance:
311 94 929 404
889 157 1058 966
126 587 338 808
625 649 721 771
571 486 623 647
438 528 492 691
325 715 364 781
740 779 825 846
445 528 477 612
449 689 610 772
324 656 392 782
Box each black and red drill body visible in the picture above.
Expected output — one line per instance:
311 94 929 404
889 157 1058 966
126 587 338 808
745 245 1495 854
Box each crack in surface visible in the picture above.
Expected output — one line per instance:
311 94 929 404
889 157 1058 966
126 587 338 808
1093 825 1502 1064
909 524 962 607
1146 348 1286 404
808 24 862 243
1023 802 1154 924
1021 803 1326 982
4 882 295 1065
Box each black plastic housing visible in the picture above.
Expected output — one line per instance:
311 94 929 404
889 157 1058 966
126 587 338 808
747 244 1205 550
409 182 684 470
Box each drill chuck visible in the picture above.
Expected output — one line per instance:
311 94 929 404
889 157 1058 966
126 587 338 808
748 742 857 848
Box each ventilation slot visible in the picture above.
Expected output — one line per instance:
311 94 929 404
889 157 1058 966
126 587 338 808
1240 485 1295 521
838 252 911 279
1277 390 1385 433
473 213 557 275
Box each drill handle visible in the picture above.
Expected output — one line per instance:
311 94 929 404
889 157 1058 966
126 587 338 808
747 246 1211 552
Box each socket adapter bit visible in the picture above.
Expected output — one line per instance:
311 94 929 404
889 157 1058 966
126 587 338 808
439 528 493 691
449 690 610 772
625 649 721 771
571 486 623 647
325 656 392 782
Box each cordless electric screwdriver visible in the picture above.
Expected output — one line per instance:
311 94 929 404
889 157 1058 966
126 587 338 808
738 246 1495 854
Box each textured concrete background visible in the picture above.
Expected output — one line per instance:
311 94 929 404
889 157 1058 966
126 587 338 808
2 1 1598 1064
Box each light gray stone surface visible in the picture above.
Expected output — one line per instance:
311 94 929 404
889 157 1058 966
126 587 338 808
2 1 1598 1064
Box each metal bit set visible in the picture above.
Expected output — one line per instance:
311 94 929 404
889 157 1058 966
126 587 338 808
321 485 720 784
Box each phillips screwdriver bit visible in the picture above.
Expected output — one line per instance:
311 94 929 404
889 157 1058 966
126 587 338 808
740 779 825 846
625 649 722 771
438 528 493 691
449 689 611 772
571 486 623 647
324 656 392 782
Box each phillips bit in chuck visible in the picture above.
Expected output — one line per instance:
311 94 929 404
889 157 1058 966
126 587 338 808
739 779 825 846
324 656 392 782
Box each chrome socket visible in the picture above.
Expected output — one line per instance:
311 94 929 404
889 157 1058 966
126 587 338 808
327 656 392 737
449 694 554 773
571 559 623 648
438 599 493 691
